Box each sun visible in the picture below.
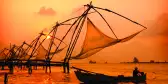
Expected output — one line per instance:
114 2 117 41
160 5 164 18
46 35 51 39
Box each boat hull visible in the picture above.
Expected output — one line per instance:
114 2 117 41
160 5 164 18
74 70 146 83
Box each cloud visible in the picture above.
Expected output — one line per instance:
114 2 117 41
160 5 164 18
38 7 56 16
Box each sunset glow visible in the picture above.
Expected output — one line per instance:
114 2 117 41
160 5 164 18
46 35 51 39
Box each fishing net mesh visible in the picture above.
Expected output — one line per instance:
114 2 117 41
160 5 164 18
71 18 142 59
71 18 118 59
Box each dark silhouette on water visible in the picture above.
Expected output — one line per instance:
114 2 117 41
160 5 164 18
72 66 146 84
27 60 32 74
133 67 145 78
4 73 8 84
133 67 139 77
89 60 96 64
133 57 139 63
150 60 155 63
63 58 70 73
45 57 51 73
8 60 14 74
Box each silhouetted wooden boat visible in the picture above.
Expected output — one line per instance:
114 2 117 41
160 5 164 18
72 67 146 83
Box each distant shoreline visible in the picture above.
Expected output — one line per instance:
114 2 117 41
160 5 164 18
120 62 168 64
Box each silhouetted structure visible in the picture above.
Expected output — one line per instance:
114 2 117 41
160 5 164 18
4 73 8 84
133 57 139 63
66 2 146 83
89 60 96 64
150 60 155 63
0 2 147 80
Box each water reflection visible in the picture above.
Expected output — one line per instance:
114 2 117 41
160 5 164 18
0 64 168 84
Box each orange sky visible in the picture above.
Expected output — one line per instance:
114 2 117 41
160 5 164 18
0 0 168 63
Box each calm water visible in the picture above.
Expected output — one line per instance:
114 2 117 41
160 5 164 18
0 63 168 84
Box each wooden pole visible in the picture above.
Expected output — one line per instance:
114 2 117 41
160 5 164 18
4 73 8 84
